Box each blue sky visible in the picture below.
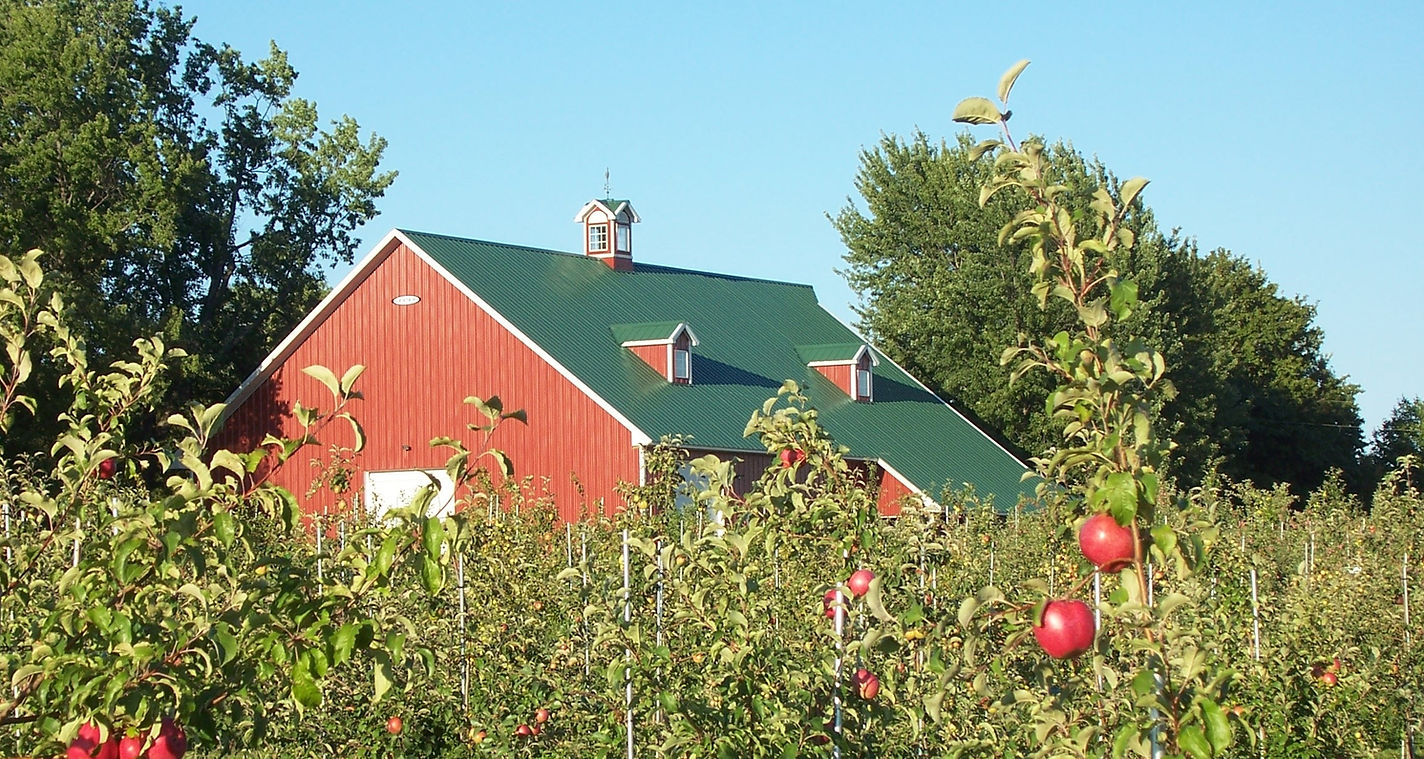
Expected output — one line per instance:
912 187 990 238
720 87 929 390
178 0 1423 435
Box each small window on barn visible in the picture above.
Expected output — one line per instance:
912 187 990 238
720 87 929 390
673 347 691 383
588 223 609 252
856 366 873 402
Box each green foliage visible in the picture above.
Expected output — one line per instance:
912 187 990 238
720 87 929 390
1368 397 1424 487
834 115 1364 495
0 0 395 450
0 251 454 756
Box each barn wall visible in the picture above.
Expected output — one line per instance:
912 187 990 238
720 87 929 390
813 364 852 395
627 344 667 378
214 241 641 523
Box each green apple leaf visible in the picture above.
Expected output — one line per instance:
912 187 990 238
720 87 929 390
952 97 1002 125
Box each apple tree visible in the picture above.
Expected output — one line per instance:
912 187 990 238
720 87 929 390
947 62 1234 758
0 250 468 757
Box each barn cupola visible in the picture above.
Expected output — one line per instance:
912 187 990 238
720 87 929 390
798 343 879 402
575 198 639 271
613 321 699 384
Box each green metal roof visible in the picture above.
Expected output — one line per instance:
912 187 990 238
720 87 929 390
797 343 868 364
611 321 685 344
402 230 1033 511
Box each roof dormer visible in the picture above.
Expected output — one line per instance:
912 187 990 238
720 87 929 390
613 321 699 384
575 198 639 271
799 343 879 402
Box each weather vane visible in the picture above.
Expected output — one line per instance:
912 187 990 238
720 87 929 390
603 168 611 198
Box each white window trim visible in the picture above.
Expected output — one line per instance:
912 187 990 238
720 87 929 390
588 223 609 253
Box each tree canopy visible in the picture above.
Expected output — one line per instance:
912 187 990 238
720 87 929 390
834 131 1364 493
0 0 394 449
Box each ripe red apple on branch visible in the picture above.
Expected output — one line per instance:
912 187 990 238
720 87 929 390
846 569 874 598
1033 599 1096 659
852 668 880 700
147 718 187 759
779 448 806 467
117 734 143 759
67 723 118 759
385 716 403 735
1078 513 1136 572
823 588 842 619
96 457 118 480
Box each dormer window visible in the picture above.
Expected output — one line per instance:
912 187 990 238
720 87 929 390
673 347 691 382
799 343 879 402
616 222 631 253
588 223 609 253
855 364 873 402
575 199 639 270
613 321 699 384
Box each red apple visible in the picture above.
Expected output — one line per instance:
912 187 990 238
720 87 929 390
1320 671 1338 686
1033 599 1096 659
385 716 403 735
779 448 805 467
97 458 118 480
147 718 187 759
515 724 534 738
852 668 880 700
67 723 118 759
1078 513 1135 572
846 569 874 598
534 707 550 724
823 588 842 620
117 735 143 759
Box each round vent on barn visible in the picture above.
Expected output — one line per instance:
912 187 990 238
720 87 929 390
392 294 421 306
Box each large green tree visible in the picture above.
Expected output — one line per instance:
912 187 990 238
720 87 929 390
0 0 394 449
1367 396 1424 481
834 132 1364 492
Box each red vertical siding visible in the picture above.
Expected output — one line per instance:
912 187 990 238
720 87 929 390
813 364 852 396
628 344 668 378
875 466 914 516
214 241 640 523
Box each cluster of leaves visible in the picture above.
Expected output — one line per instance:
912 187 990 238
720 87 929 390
0 251 458 756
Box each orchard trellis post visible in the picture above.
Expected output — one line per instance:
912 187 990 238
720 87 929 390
622 528 634 759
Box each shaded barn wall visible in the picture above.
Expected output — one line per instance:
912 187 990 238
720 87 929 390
628 344 667 378
214 241 641 523
813 364 852 395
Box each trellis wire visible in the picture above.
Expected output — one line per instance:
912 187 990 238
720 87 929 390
3 500 10 564
71 518 79 568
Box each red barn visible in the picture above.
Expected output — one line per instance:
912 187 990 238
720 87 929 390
216 199 1032 522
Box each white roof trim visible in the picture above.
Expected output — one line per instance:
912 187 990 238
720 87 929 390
220 229 653 447
805 344 879 368
818 305 1031 471
573 199 641 223
618 322 699 349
